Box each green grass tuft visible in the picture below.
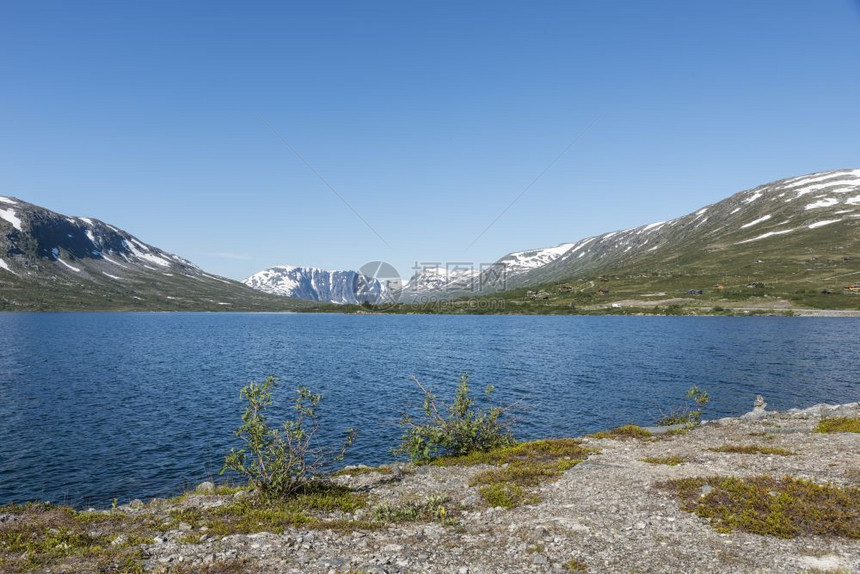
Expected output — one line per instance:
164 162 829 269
477 483 540 509
587 424 652 440
814 417 860 434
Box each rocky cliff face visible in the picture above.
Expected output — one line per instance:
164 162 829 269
243 265 395 305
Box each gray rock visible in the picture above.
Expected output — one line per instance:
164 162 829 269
196 481 215 494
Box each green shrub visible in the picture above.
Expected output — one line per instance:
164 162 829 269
394 374 515 464
657 385 710 427
221 377 356 498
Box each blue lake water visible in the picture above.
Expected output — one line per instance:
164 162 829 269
0 313 857 508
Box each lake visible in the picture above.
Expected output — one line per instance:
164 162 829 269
0 313 857 508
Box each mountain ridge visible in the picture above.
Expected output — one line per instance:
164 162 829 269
0 196 304 311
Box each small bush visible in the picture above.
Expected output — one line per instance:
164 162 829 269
657 385 710 427
371 495 450 523
221 377 356 498
814 417 860 433
394 374 515 464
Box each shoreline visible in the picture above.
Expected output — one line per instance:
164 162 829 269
2 401 857 573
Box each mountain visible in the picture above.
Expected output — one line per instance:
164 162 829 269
243 265 395 305
398 244 578 301
0 196 305 311
409 168 860 305
505 168 860 286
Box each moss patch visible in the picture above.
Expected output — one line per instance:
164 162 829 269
815 417 860 434
168 483 372 536
709 444 796 456
565 558 589 572
434 437 595 467
587 425 652 440
639 455 686 466
663 475 860 539
0 503 149 573
477 483 540 509
435 439 597 508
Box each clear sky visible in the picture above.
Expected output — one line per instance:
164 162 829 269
2 1 860 281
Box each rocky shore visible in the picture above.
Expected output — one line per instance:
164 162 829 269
3 402 858 573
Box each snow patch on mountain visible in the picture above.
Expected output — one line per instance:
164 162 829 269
0 258 16 274
808 219 840 229
57 258 81 272
740 214 772 229
805 198 839 210
737 228 797 244
0 208 23 231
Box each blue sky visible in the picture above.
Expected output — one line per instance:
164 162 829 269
2 1 860 281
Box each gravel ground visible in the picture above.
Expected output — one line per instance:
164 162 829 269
120 402 860 572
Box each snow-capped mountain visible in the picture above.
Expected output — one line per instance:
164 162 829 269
401 265 479 297
245 168 860 305
484 168 860 290
0 196 301 311
396 247 574 301
398 168 860 300
243 265 395 305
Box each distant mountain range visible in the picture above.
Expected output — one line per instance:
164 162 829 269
243 265 393 305
3 168 858 310
242 168 860 305
0 197 303 311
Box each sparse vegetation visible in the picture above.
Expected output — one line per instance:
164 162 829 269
639 455 686 466
371 495 451 524
0 503 150 573
657 385 711 427
565 558 589 572
709 444 796 456
221 377 357 498
395 374 515 464
333 465 394 477
664 475 860 538
167 484 374 537
587 424 652 440
437 439 597 508
814 417 860 434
